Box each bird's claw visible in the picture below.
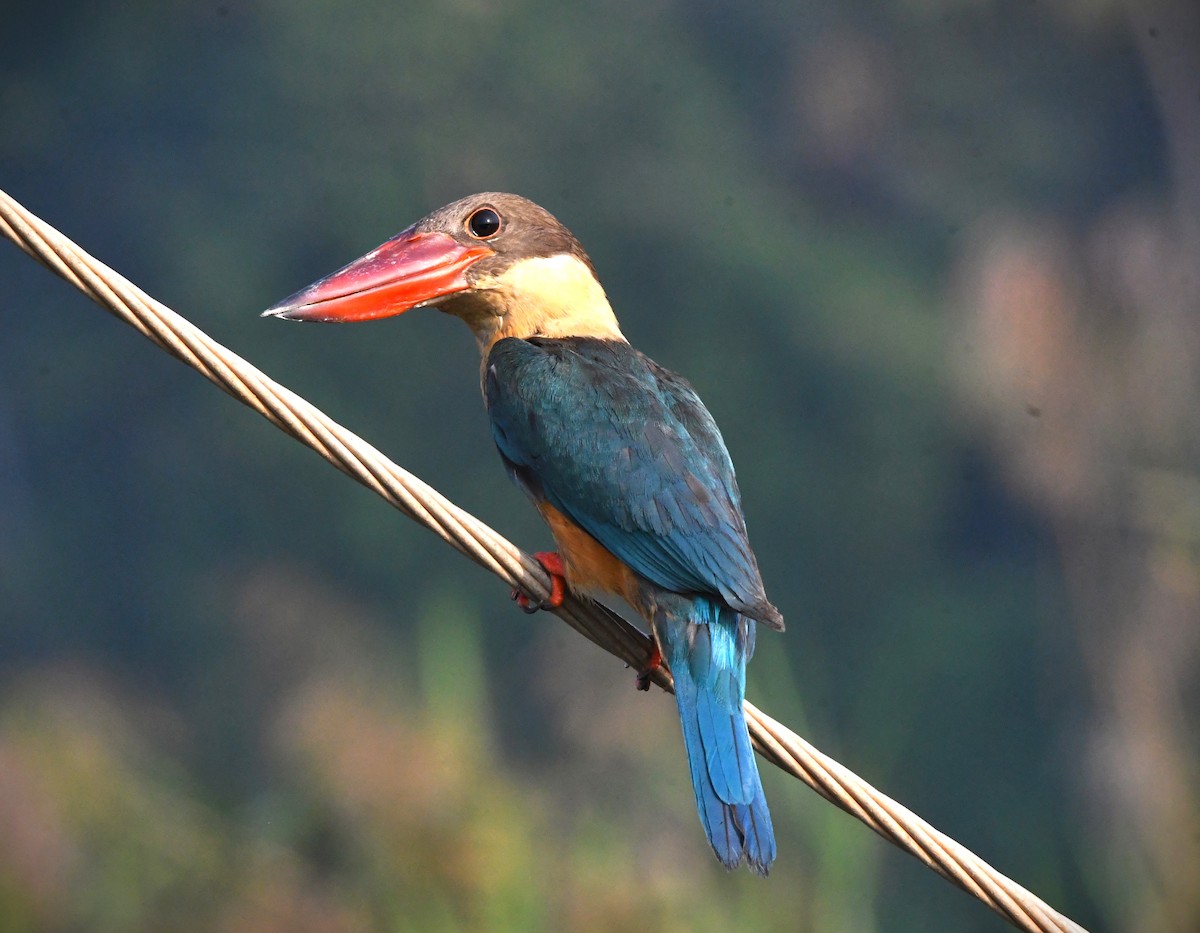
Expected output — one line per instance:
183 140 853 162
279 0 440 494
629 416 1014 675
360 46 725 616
511 588 545 613
635 643 664 691
511 551 567 613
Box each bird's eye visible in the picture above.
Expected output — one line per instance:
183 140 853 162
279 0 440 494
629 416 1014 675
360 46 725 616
466 207 502 239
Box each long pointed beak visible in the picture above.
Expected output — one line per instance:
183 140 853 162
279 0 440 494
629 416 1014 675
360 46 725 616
262 228 494 322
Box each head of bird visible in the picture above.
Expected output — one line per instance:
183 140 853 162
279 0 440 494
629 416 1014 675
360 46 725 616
263 193 623 351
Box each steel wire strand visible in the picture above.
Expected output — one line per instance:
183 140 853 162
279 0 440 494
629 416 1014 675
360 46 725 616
0 187 1086 933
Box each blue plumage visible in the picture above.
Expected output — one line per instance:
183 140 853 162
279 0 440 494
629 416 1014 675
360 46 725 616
658 596 775 873
487 338 781 627
486 336 780 873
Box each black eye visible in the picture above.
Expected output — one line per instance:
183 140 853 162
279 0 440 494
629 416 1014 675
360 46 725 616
467 207 502 239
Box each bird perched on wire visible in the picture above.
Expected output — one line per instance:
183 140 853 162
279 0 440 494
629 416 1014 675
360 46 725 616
264 193 783 874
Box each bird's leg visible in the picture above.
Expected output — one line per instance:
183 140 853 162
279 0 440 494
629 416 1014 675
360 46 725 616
512 551 567 613
635 642 664 691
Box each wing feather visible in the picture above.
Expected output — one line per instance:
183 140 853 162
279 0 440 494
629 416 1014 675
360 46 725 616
486 336 781 627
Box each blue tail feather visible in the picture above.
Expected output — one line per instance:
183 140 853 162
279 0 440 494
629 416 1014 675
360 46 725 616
658 595 776 875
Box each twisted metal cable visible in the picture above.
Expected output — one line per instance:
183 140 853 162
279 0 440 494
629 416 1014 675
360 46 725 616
0 187 1087 933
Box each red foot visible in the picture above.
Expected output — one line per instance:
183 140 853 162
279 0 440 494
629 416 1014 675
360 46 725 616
635 643 663 691
512 551 567 613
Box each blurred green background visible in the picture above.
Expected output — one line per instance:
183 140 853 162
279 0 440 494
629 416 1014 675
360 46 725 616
2 2 1197 931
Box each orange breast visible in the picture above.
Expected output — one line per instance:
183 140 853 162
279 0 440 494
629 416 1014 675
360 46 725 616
538 502 640 605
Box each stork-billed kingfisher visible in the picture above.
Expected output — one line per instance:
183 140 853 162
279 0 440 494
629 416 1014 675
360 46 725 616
264 193 783 874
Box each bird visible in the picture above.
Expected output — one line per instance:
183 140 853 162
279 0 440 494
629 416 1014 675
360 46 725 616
264 193 783 874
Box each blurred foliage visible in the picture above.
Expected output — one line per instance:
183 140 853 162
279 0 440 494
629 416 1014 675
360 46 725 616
2 1 1197 931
